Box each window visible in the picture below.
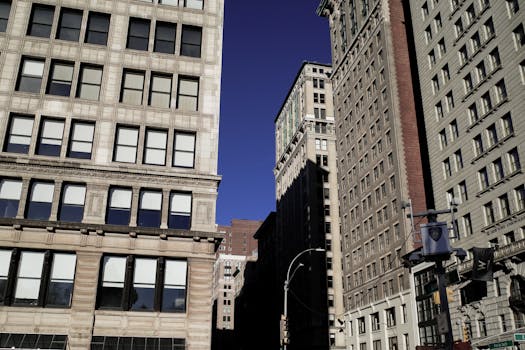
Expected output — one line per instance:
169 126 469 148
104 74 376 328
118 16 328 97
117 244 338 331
85 12 110 45
428 50 436 67
481 92 492 114
98 255 187 312
169 192 191 229
499 194 510 218
184 0 203 9
17 57 45 93
27 4 54 38
181 25 202 58
0 1 11 32
476 61 487 82
493 158 504 181
435 102 444 119
507 0 519 14
68 121 95 159
114 126 139 163
455 19 464 37
515 185 525 211
177 76 199 111
495 80 507 103
508 148 521 173
46 253 77 307
371 312 380 331
466 5 476 25
455 151 464 170
144 129 167 165
46 61 74 96
27 181 54 220
459 45 468 65
489 48 501 71
0 178 22 218
484 202 495 225
486 124 498 147
500 315 507 332
36 118 64 157
358 317 366 334
77 64 102 100
484 18 495 39
386 307 396 327
434 13 442 30
464 214 473 236
154 21 176 54
389 337 398 350
442 65 450 83
513 24 524 49
443 159 452 178
463 73 473 94
501 114 513 137
56 8 82 41
173 132 195 168
59 183 85 222
4 114 34 154
0 334 67 349
468 104 479 124
120 70 145 105
446 92 455 111
439 129 447 149
471 32 481 51
149 74 172 108
138 190 162 228
106 187 132 225
432 75 439 93
425 26 432 43
127 18 150 51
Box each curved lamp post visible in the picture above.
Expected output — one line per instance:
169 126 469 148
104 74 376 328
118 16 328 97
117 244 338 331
282 247 325 350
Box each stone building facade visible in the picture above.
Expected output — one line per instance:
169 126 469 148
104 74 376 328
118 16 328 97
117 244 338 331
317 0 430 349
407 0 525 347
0 0 224 349
274 62 345 349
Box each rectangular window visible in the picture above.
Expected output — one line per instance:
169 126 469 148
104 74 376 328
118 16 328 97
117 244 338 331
27 4 54 38
181 25 202 58
484 202 495 225
501 113 514 137
169 192 192 230
68 121 95 159
46 253 76 307
371 312 380 331
0 178 22 218
27 181 54 220
98 255 187 313
4 114 34 154
114 126 138 163
127 18 150 51
499 194 510 218
154 21 176 54
493 158 504 181
17 57 45 93
98 255 126 308
106 187 132 225
184 0 203 9
508 148 521 173
515 185 525 211
479 167 489 189
85 12 110 45
14 251 45 305
77 64 102 100
386 307 396 327
468 104 479 124
0 249 12 303
389 337 398 350
0 0 11 32
120 70 144 105
149 74 172 108
36 118 65 157
513 24 524 49
56 8 82 41
47 61 74 96
464 214 473 236
177 77 199 111
131 258 157 310
59 183 86 222
495 80 507 103
138 189 162 228
173 132 195 168
144 129 167 165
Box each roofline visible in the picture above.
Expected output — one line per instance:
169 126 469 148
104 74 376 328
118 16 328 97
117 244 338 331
273 61 332 123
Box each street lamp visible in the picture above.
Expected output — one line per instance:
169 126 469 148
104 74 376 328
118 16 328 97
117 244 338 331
281 247 325 349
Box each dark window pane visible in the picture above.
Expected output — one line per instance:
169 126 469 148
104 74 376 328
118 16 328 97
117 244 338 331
20 334 38 348
50 335 67 350
105 337 118 350
107 208 130 225
168 214 191 230
162 288 186 312
138 210 161 228
118 337 132 350
0 199 19 218
99 286 123 308
181 25 201 57
127 18 150 51
27 202 52 220
56 8 82 41
133 338 146 350
154 22 176 54
59 204 84 222
86 12 110 45
7 334 24 347
159 338 172 350
46 281 74 306
28 4 54 37
18 76 43 93
146 338 159 349
0 1 12 32
130 286 155 310
36 335 53 348
0 279 8 303
48 82 71 96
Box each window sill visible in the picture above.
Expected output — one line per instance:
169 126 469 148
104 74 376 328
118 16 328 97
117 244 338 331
470 132 514 163
475 169 522 197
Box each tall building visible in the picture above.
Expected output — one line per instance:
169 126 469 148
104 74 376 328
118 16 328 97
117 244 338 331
407 0 525 347
317 0 430 349
274 61 345 349
0 0 224 349
213 219 261 331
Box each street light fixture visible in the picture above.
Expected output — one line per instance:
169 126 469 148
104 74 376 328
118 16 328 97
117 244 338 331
281 247 325 349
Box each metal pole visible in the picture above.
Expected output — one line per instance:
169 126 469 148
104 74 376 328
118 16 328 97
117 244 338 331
436 259 454 350
282 247 325 350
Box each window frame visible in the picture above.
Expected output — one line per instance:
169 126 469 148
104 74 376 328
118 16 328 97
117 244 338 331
27 3 55 38
67 120 95 159
77 64 103 101
4 114 35 154
16 57 45 93
154 21 176 54
46 60 75 97
0 178 23 218
127 17 151 51
58 183 86 222
85 11 110 46
56 7 83 42
0 0 12 32
36 117 65 157
26 180 55 220
113 125 139 164
180 25 202 58
106 187 132 226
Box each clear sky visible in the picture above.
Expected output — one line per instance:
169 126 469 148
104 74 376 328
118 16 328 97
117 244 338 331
216 0 332 225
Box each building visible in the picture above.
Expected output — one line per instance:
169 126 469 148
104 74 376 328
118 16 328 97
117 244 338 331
213 219 261 331
406 0 525 347
317 0 431 349
0 0 224 349
274 61 345 349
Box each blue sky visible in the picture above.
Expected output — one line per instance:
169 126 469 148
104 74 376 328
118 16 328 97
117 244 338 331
216 0 332 225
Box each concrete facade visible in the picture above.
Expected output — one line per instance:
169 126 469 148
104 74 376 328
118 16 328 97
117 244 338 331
274 62 345 349
407 0 525 347
0 0 224 349
317 0 431 349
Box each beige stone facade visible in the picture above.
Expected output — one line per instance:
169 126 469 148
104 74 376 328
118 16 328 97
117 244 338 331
274 62 345 349
0 0 223 349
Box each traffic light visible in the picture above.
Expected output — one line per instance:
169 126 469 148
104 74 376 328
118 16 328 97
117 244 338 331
280 315 289 345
